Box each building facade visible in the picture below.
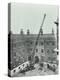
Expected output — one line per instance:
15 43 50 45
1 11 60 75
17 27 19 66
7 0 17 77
8 28 57 75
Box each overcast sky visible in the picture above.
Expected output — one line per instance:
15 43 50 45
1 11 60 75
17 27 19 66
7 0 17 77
11 3 58 34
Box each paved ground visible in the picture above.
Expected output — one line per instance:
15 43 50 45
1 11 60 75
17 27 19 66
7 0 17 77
14 64 58 77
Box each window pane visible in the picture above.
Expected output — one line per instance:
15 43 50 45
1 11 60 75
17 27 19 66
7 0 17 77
41 42 43 45
36 49 38 52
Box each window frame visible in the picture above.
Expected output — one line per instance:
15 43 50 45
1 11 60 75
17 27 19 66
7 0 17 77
41 49 44 53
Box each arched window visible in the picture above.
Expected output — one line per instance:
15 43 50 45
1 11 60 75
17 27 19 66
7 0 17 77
35 56 39 63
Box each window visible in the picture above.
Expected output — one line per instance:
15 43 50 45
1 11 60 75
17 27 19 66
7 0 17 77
36 42 38 46
35 56 39 63
13 70 16 73
41 56 44 61
47 42 49 45
27 64 29 67
30 48 32 51
36 49 38 52
31 42 32 44
40 63 43 67
14 52 16 56
48 57 51 60
41 49 44 53
47 49 49 53
52 42 55 45
28 56 31 61
41 42 43 45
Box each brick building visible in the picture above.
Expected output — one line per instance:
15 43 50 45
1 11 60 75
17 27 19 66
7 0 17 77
8 28 57 72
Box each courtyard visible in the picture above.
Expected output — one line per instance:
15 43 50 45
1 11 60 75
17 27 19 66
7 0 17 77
14 63 58 77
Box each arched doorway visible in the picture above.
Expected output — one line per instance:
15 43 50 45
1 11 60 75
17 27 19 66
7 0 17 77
35 56 39 64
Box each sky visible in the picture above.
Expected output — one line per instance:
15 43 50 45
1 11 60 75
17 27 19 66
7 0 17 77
11 3 59 35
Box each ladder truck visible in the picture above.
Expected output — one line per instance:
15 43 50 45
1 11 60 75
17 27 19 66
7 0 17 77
29 14 46 67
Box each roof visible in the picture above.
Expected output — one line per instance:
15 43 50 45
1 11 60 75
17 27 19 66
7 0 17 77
11 33 56 43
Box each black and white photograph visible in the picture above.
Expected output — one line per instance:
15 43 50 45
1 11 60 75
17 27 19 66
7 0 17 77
8 3 59 77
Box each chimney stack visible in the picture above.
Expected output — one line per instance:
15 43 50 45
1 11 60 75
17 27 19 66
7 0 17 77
27 29 30 35
20 29 24 35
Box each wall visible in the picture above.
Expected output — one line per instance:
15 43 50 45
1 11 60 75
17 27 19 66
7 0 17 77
10 61 30 77
44 39 57 62
34 40 45 61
